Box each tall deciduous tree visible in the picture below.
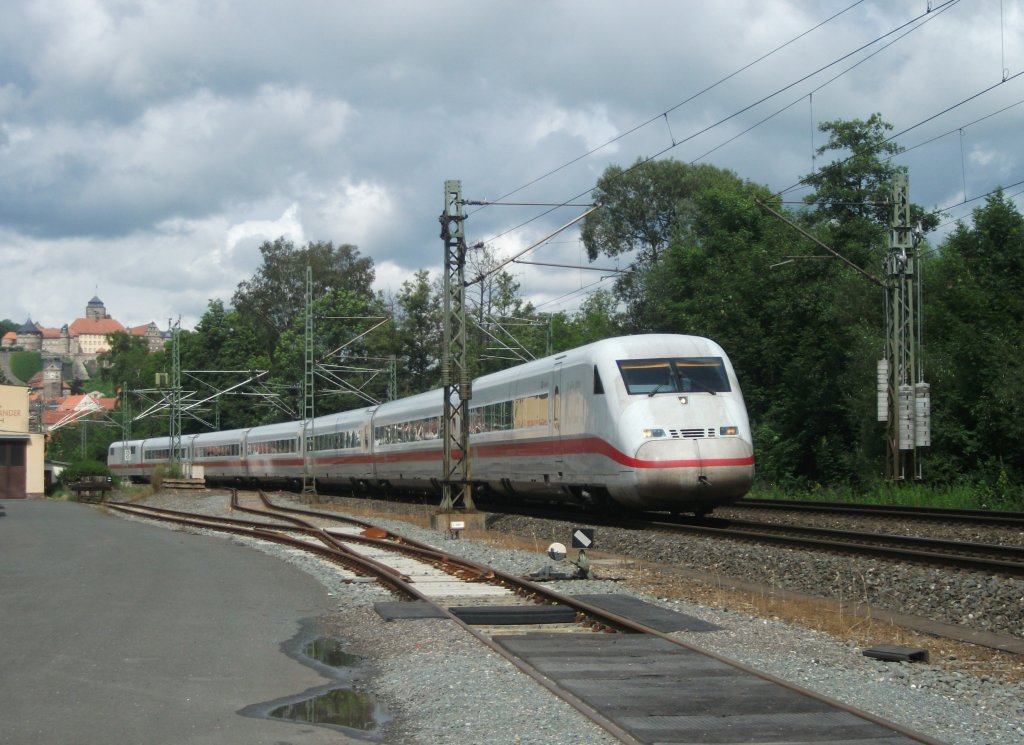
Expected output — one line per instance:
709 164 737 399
926 190 1024 489
97 331 163 393
801 114 939 265
581 159 742 330
392 269 441 396
232 238 375 362
178 299 274 429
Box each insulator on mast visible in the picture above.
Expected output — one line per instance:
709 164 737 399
898 384 914 451
876 359 889 422
914 382 931 448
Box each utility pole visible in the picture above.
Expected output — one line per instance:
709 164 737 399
438 180 475 512
169 317 183 475
302 265 317 496
387 355 397 402
880 172 930 480
121 383 131 444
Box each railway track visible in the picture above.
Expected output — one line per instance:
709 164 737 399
492 500 1024 576
108 491 948 745
734 498 1024 527
646 516 1024 577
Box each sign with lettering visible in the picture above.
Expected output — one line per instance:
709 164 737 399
0 385 29 431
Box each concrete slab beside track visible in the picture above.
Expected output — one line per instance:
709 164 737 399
495 633 938 745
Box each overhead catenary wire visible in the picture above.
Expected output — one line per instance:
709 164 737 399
478 0 1020 315
482 0 961 261
471 0 869 218
691 0 961 166
777 68 1024 199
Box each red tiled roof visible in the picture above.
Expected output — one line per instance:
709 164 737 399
2 331 15 341
54 393 117 412
68 318 126 336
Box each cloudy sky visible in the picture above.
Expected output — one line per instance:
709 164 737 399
2 0 1021 330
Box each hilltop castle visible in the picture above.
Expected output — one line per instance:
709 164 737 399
1 296 166 397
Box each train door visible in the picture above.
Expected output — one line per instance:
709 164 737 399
0 438 28 499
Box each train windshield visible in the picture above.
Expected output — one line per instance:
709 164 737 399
617 357 731 395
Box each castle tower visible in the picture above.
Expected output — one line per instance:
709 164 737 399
42 359 62 401
16 319 42 351
85 296 107 320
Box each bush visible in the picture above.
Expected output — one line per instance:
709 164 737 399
57 459 111 488
151 464 182 492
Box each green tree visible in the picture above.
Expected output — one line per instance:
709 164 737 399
392 270 441 395
553 289 622 350
581 159 743 330
926 190 1024 488
97 331 161 393
635 176 880 486
801 114 940 264
276 286 393 413
465 247 549 372
580 128 943 487
177 300 273 429
231 238 376 363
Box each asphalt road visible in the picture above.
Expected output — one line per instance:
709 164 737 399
0 499 366 745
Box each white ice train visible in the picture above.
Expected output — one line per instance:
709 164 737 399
108 334 755 513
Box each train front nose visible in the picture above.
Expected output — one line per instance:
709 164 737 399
628 436 755 510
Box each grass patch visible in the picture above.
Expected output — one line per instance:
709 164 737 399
748 479 1023 511
9 350 42 383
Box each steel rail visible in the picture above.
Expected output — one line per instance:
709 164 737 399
106 500 418 596
647 518 1024 576
248 492 946 745
734 498 1024 526
105 494 947 745
724 517 1024 561
109 496 645 743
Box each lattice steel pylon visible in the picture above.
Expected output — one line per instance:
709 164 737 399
882 172 930 481
169 317 184 475
121 383 131 445
301 265 317 496
438 180 475 512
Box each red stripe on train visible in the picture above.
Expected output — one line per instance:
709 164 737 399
112 436 753 472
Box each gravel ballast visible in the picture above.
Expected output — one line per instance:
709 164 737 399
122 491 1024 745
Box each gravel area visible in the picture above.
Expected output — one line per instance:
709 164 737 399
485 512 1024 639
717 504 1024 547
118 490 1024 745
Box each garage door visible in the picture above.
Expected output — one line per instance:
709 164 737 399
0 441 27 499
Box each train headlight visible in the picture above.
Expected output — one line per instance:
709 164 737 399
643 428 666 439
719 425 738 436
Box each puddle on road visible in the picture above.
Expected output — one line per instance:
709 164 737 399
269 686 381 730
303 636 361 669
242 628 390 737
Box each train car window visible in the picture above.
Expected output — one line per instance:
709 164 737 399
593 365 605 395
618 357 731 395
675 357 731 393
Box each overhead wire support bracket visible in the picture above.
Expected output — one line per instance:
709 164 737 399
755 200 885 287
469 203 602 287
512 258 629 273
